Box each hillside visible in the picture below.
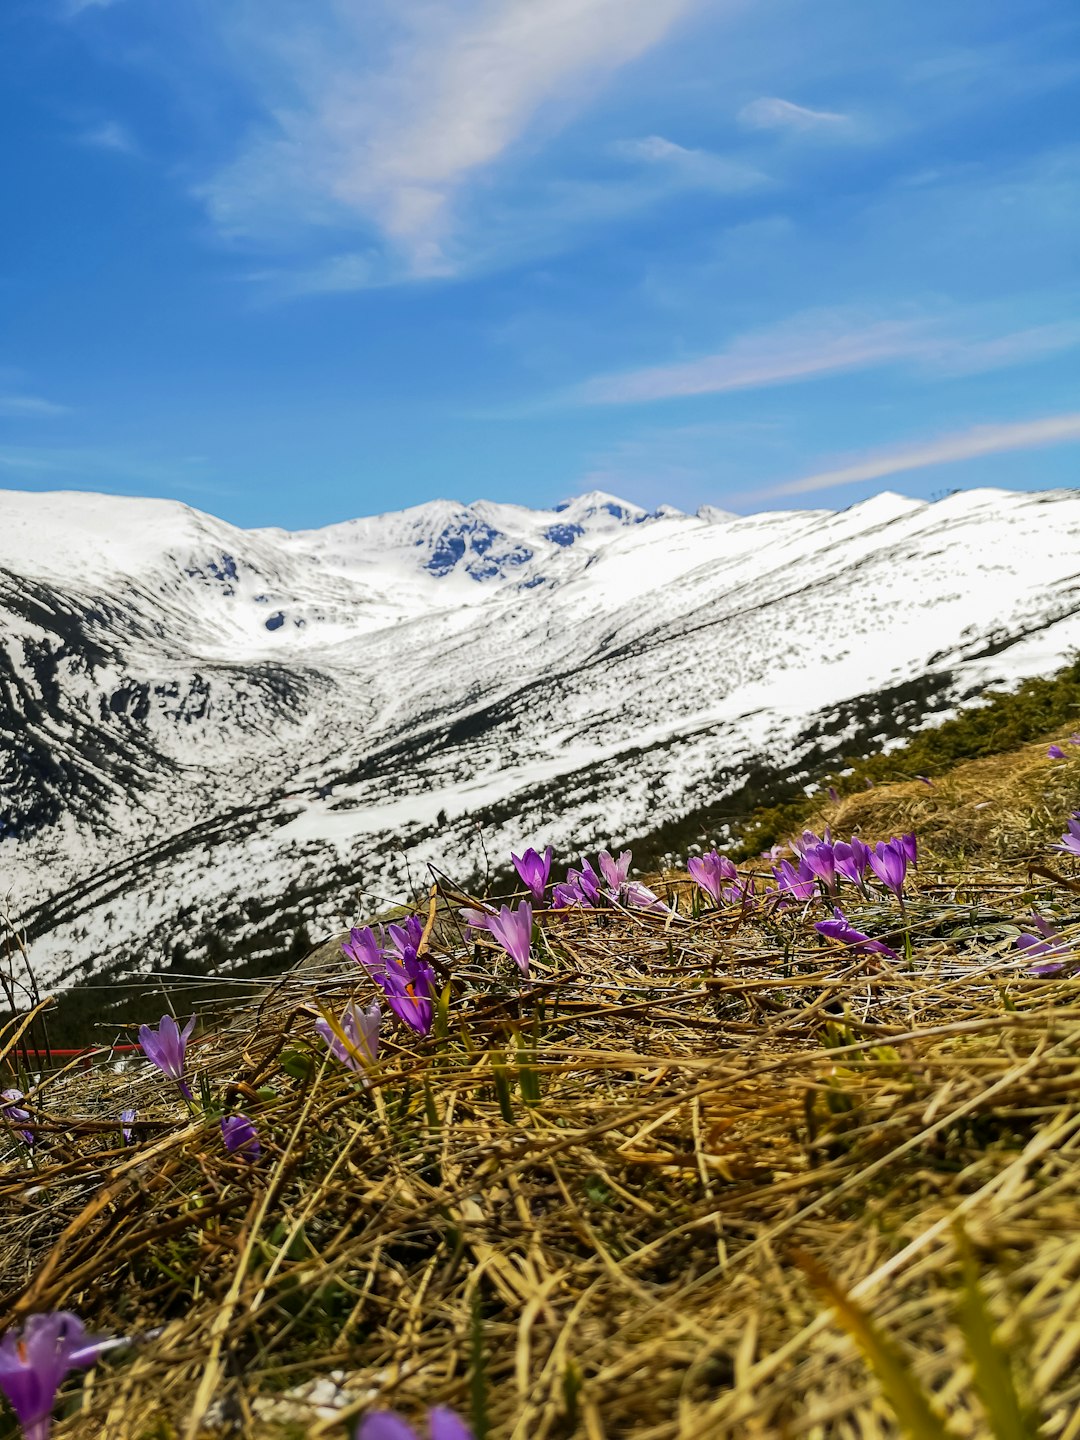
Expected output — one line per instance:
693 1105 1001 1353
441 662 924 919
1 732 1078 1438
631 656 1080 867
3 485 1080 1011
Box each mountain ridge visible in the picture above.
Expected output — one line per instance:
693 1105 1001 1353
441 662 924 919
2 483 1079 1000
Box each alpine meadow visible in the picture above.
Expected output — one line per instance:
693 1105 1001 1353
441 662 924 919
2 0 1080 1436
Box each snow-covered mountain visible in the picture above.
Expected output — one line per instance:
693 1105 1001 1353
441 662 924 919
2 483 1080 992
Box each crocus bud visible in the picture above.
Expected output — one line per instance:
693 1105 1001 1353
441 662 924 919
221 1113 261 1163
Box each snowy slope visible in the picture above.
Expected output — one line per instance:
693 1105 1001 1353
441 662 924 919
2 484 1079 990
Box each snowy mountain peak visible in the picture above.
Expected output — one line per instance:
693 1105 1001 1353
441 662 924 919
273 490 669 587
553 489 646 520
4 483 1080 993
697 504 737 523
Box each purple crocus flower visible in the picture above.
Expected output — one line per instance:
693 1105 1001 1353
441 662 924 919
343 926 437 1035
316 1000 382 1074
343 925 387 971
833 837 871 887
832 842 857 885
815 907 900 963
721 874 756 908
511 846 553 904
1052 815 1080 859
552 880 588 908
868 840 908 899
1014 911 1072 977
802 842 837 891
598 849 633 897
915 775 933 786
459 906 493 934
1 1090 34 1148
623 879 669 912
137 1014 196 1099
0 1313 120 1440
687 850 738 904
790 829 822 859
375 950 438 1036
221 1113 261 1162
771 859 816 902
851 836 873 876
1048 745 1066 759
827 785 840 804
357 1407 475 1440
1070 734 1080 746
120 1108 136 1146
567 859 603 905
485 901 533 977
384 918 426 960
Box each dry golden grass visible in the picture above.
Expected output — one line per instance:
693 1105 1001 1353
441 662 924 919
825 736 1080 868
2 747 1080 1439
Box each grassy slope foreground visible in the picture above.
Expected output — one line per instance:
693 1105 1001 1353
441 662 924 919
1 730 1080 1435
630 655 1080 865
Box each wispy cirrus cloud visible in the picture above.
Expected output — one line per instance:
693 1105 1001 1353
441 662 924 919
78 120 139 155
239 131 765 300
579 311 925 404
249 138 757 300
0 393 70 418
922 319 1080 375
577 307 1080 404
200 0 707 281
614 135 766 193
737 97 851 133
760 413 1080 499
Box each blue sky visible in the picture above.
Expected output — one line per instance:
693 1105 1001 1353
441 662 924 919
1 0 1078 528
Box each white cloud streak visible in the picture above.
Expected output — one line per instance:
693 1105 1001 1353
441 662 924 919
614 135 766 193
202 0 703 277
762 414 1080 498
922 319 1080 376
578 309 1080 405
737 97 849 132
579 312 927 404
256 130 762 297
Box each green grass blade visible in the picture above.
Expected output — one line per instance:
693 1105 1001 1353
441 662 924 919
798 1251 953 1440
423 1077 440 1129
953 1230 1039 1440
469 1289 490 1440
490 1051 515 1124
515 1032 541 1106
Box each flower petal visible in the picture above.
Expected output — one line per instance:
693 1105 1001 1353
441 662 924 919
428 1408 476 1440
357 1413 421 1440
